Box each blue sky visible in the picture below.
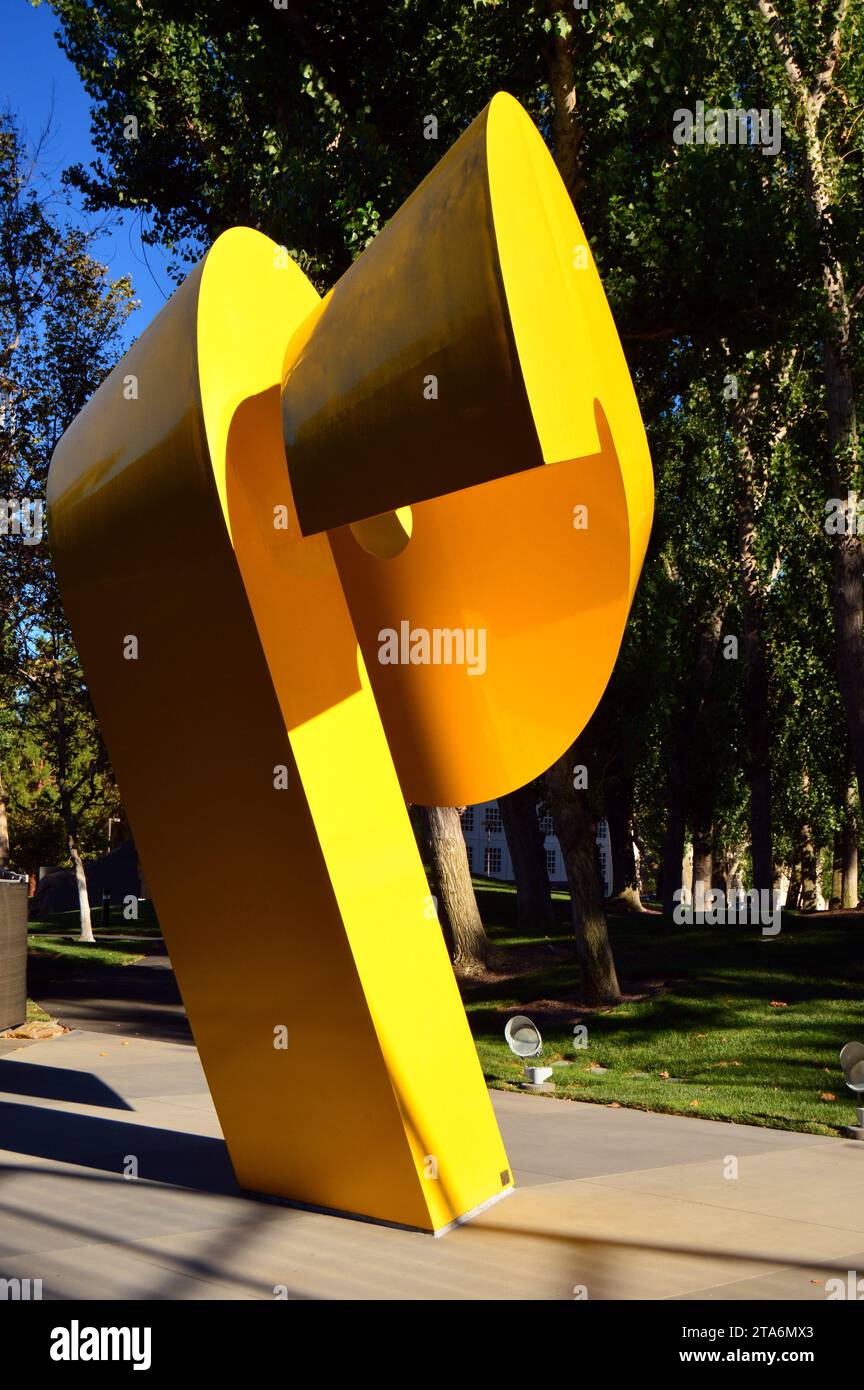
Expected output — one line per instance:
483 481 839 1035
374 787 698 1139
2 0 176 340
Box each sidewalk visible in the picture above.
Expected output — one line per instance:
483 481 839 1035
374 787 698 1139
26 950 192 1044
1 1029 862 1300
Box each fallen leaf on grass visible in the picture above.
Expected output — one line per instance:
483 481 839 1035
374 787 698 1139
770 1001 788 1008
820 1092 836 1102
690 1099 701 1108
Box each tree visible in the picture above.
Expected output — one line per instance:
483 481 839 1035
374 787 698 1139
49 0 543 286
18 628 120 940
498 783 554 935
43 0 864 962
545 742 620 1003
747 0 864 816
729 372 775 895
421 806 490 973
0 111 133 936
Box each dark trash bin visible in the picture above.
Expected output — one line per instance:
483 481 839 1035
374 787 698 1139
0 870 28 1031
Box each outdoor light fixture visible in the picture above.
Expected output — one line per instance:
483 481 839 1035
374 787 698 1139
505 1014 553 1088
840 1042 864 1140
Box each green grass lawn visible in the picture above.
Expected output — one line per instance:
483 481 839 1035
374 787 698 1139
27 899 163 968
26 883 862 1136
467 880 864 1137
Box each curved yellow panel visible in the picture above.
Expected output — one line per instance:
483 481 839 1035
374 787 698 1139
280 99 541 536
486 91 653 610
329 402 630 807
292 93 653 804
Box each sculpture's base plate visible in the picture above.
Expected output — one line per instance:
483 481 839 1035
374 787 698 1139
433 1183 515 1238
842 1125 864 1140
520 1082 556 1094
257 1181 515 1238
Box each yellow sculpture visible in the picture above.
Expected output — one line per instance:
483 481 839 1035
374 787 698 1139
47 94 652 1233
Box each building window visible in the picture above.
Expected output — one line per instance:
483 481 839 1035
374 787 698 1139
485 846 502 875
484 806 503 833
461 807 474 833
545 848 559 877
539 812 554 836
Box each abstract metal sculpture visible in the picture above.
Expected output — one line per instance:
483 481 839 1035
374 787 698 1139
47 93 653 1233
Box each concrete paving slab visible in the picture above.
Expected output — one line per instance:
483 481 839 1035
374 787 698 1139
478 1176 864 1286
0 1031 860 1300
582 1144 864 1232
0 1160 253 1257
488 1089 837 1180
0 1102 237 1192
669 1258 863 1300
0 1243 256 1300
0 1030 192 1070
94 1188 852 1301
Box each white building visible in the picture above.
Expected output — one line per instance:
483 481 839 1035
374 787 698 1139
460 801 613 895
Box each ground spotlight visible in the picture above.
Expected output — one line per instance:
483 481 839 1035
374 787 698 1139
505 1014 553 1090
840 1042 864 1140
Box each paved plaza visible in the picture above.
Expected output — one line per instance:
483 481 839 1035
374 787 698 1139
1 1029 861 1300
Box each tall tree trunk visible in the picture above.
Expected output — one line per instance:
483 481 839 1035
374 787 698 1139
800 832 818 913
661 609 724 916
606 778 645 911
633 832 661 902
772 861 790 908
816 125 863 818
660 765 687 918
545 750 620 1003
730 378 773 893
842 769 859 907
727 846 746 895
815 851 826 910
682 842 694 900
68 828 94 942
831 829 844 909
795 765 817 913
53 659 94 943
0 764 9 870
832 534 864 809
754 2 863 814
497 783 554 934
422 806 489 972
539 2 585 202
691 818 713 902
